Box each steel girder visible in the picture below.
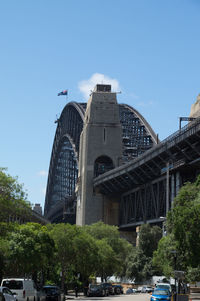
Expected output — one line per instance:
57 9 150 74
119 104 158 161
119 176 167 227
44 103 85 220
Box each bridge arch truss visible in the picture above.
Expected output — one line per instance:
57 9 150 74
44 101 158 223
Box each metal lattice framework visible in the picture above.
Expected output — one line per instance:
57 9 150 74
44 101 158 223
94 117 200 230
44 102 86 222
119 104 157 160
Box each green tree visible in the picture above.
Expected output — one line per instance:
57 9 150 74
0 237 9 281
167 176 200 269
152 234 177 277
126 224 162 283
73 228 98 285
6 223 55 281
95 239 118 281
85 221 133 279
153 175 200 281
0 168 30 222
138 224 162 258
49 223 80 290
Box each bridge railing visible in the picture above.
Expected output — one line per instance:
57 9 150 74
160 116 200 145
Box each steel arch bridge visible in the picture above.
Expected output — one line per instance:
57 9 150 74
44 101 158 223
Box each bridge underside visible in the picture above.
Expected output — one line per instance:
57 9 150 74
94 118 200 230
119 166 197 231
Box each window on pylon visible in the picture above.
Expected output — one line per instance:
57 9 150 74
94 156 114 177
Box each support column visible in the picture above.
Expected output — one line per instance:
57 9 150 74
171 173 175 208
175 171 180 197
166 162 170 215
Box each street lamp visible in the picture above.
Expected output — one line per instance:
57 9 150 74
159 216 166 236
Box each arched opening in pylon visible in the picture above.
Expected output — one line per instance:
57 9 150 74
94 156 114 177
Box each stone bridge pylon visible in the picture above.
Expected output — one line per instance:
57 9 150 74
44 84 157 224
76 84 123 225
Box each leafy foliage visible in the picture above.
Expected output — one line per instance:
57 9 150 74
126 224 162 283
48 223 79 288
138 224 162 258
73 228 98 282
6 223 55 280
167 177 200 269
85 221 133 280
153 175 200 281
152 234 177 277
0 168 30 222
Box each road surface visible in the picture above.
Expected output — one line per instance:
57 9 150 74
66 293 151 301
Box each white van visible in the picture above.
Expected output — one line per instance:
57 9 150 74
1 279 37 301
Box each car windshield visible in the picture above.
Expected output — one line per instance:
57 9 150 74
2 280 23 290
154 289 169 295
90 285 99 289
43 287 59 294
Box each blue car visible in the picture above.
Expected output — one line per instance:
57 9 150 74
150 288 171 301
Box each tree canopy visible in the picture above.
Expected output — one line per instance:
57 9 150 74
153 175 200 281
6 223 55 281
0 168 30 222
126 224 162 283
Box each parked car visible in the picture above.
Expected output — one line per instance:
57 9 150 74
141 286 153 293
0 287 17 301
150 288 171 301
40 286 63 301
87 284 107 297
100 283 114 295
113 285 123 294
1 279 37 301
125 288 136 294
136 286 143 293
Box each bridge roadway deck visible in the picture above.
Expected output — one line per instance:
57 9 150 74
93 117 200 195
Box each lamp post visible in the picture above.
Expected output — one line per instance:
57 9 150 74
159 216 166 236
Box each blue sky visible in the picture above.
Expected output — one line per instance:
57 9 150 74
1 0 200 211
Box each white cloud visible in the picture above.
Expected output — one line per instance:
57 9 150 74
38 170 48 177
136 100 154 107
78 73 121 99
129 92 139 100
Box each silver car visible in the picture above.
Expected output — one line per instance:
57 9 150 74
0 287 16 301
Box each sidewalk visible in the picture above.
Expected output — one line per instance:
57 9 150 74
65 292 85 300
190 293 200 300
